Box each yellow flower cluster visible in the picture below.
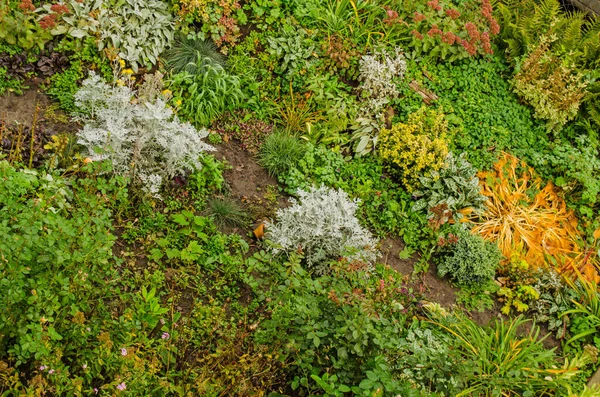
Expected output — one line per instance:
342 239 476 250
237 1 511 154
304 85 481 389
378 107 450 191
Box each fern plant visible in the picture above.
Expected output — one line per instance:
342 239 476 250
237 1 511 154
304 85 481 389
496 0 600 128
412 152 486 222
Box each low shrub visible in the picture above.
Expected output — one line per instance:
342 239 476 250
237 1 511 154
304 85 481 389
436 226 502 286
266 186 378 273
378 107 450 191
75 72 214 196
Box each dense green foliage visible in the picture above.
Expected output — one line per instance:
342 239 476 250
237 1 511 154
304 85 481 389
2 0 600 394
436 226 502 286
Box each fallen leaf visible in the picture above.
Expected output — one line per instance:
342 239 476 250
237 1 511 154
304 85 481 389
253 223 265 239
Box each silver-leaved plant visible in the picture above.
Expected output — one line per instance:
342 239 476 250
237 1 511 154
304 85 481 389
266 186 378 274
75 72 214 196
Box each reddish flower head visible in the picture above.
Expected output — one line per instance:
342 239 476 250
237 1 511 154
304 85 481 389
50 3 70 14
481 0 493 18
427 24 442 37
445 8 461 19
411 29 424 40
442 31 457 45
464 22 481 41
426 0 442 11
489 18 500 35
413 11 426 22
39 14 57 29
18 0 35 11
481 31 493 54
461 39 478 56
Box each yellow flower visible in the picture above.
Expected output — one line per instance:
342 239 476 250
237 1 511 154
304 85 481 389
119 59 125 68
175 99 182 106
116 79 125 86
122 68 134 75
161 89 172 96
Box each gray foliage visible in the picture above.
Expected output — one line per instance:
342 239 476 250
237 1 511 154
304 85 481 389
74 72 214 196
266 186 379 274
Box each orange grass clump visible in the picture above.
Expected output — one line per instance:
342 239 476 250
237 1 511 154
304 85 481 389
471 153 600 282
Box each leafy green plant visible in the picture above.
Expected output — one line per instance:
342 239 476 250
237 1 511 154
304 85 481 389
563 278 600 346
171 62 244 127
203 196 249 229
496 252 540 315
244 0 285 31
45 61 83 112
0 66 25 95
163 34 225 75
436 226 502 286
251 252 418 395
530 268 578 339
267 22 316 76
0 1 51 50
512 35 587 131
529 134 600 219
41 0 174 71
258 131 305 177
412 152 486 222
173 0 243 48
391 0 500 61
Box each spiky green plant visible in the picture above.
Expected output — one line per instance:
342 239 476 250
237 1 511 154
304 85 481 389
204 196 249 229
258 131 305 177
163 35 225 75
170 61 243 127
424 305 594 396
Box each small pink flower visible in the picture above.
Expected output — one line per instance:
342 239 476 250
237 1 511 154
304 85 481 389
117 382 126 391
120 348 127 356
161 332 170 340
94 388 99 394
82 364 88 369
48 369 55 374
40 365 47 371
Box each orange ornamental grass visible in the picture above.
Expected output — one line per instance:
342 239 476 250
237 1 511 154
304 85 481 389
471 153 600 283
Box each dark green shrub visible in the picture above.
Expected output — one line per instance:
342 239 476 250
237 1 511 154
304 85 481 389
436 226 502 286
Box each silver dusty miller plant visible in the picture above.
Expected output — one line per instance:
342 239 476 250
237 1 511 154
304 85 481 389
266 186 378 274
352 47 407 156
75 71 214 196
412 152 486 222
358 47 407 116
